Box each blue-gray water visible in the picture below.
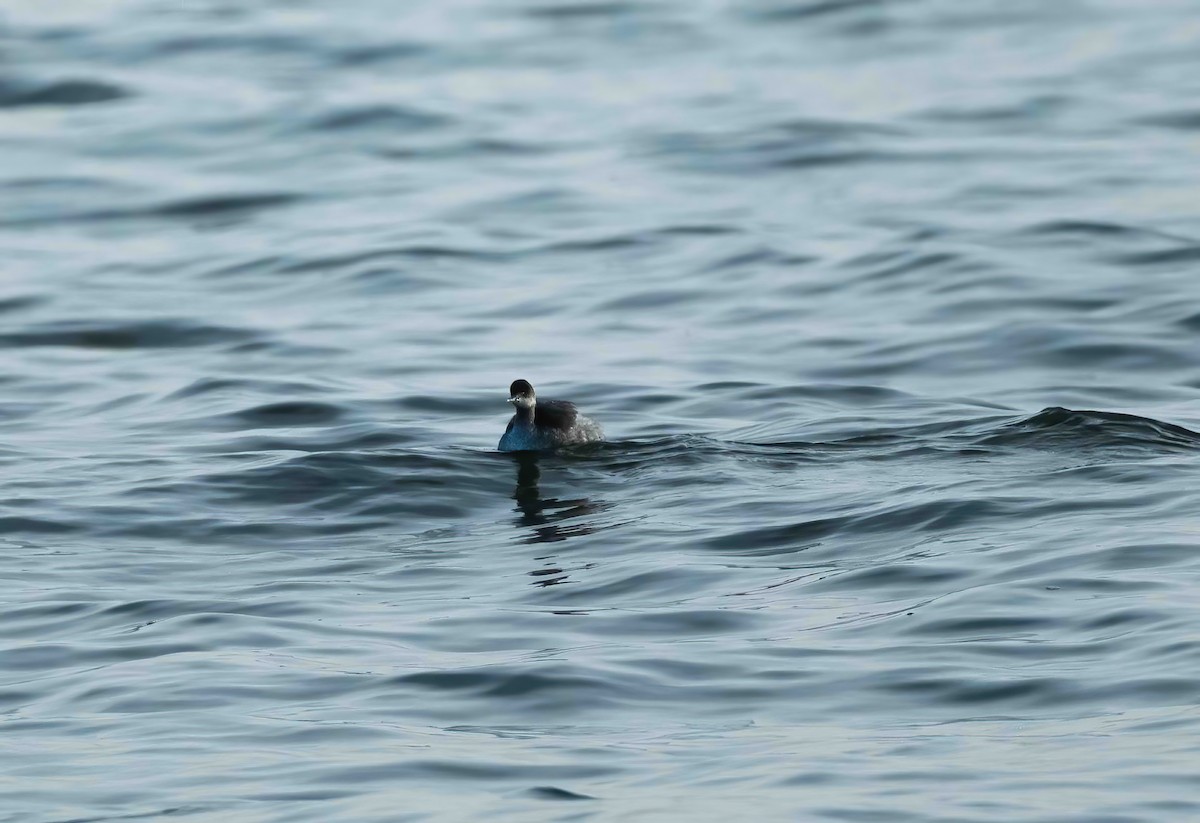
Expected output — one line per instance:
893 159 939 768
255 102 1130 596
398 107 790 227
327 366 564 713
3 1 1200 821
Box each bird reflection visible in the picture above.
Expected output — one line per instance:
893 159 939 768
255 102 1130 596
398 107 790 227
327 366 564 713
510 451 607 587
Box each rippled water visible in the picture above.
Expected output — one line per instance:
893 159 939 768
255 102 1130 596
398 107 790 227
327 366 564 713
3 1 1200 820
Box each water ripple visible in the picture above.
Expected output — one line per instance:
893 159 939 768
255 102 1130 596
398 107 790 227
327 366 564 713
3 1 1200 821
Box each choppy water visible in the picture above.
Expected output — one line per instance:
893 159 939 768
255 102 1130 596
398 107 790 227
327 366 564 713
3 1 1200 820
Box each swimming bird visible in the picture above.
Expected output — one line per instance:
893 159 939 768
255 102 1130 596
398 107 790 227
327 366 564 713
498 379 603 451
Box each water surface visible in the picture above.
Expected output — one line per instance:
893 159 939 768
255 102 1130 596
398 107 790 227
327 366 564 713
2 1 1200 821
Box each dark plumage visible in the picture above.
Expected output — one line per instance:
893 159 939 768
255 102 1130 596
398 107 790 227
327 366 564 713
498 379 603 451
533 398 578 431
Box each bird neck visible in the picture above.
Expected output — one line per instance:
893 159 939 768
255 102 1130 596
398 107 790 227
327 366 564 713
515 402 535 424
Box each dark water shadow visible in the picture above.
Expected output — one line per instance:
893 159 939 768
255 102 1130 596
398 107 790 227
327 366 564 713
508 452 610 587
